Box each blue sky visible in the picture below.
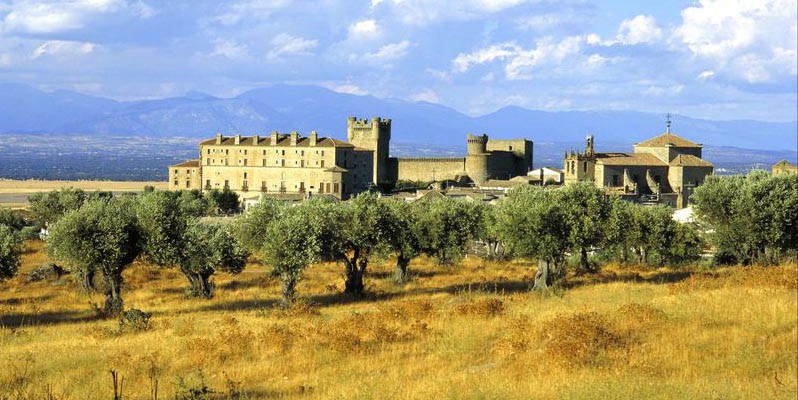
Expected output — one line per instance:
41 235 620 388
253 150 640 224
0 0 796 122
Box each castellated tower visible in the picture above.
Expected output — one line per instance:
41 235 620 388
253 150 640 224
347 116 391 184
465 133 490 185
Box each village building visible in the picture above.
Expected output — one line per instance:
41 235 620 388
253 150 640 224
528 167 564 184
563 120 714 209
772 160 798 176
168 117 534 200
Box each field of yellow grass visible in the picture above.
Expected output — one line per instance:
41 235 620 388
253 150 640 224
0 180 167 208
1 241 796 399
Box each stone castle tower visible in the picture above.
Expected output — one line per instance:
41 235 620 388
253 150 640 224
465 134 490 184
347 116 391 184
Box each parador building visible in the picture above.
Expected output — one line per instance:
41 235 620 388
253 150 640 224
168 117 534 200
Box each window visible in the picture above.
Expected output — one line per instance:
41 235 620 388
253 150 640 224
224 180 229 188
244 172 247 179
262 150 266 155
186 180 190 188
244 150 247 155
583 161 587 171
173 180 178 186
225 149 229 155
263 160 267 167
173 169 178 174
319 182 324 193
333 183 339 193
206 179 210 187
243 159 248 166
207 149 210 154
320 160 325 168
612 175 620 186
301 150 304 156
321 150 324 156
300 160 305 168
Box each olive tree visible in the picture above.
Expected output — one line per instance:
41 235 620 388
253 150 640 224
0 207 25 231
331 193 391 295
261 199 339 305
47 199 142 317
28 187 86 226
415 198 484 266
493 186 571 290
693 172 798 265
137 190 248 298
0 224 22 282
235 197 284 254
560 182 611 273
385 200 423 283
602 196 638 264
180 219 249 298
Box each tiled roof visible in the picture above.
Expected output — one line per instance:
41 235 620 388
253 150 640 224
595 153 667 166
200 135 354 148
170 159 200 168
480 179 525 188
635 133 702 148
774 159 797 168
670 154 713 167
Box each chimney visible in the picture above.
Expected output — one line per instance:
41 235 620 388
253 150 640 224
290 131 298 146
234 134 241 145
270 130 278 146
252 134 259 145
215 133 222 145
309 130 318 146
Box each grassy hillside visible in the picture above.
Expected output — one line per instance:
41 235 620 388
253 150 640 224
1 241 796 399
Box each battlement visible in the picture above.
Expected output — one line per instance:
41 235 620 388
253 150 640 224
467 133 488 144
347 116 392 128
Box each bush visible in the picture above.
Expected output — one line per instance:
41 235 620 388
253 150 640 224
119 308 152 332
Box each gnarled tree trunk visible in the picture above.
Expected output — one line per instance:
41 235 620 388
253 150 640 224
280 274 297 308
103 273 124 317
77 268 96 292
394 255 410 283
344 254 367 296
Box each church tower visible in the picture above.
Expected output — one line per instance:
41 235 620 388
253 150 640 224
347 116 391 184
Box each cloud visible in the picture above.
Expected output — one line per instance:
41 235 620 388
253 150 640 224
329 83 367 95
409 89 439 103
209 39 249 60
672 0 797 83
267 34 318 59
452 36 583 80
697 70 715 80
31 40 96 59
210 0 289 26
357 40 412 63
375 0 537 25
348 19 379 39
1 0 154 34
615 15 662 45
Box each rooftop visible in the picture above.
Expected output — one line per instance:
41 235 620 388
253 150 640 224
594 152 667 166
200 135 355 148
170 159 200 168
635 133 702 148
670 154 713 167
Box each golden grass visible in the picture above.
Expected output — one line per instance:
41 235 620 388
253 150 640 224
0 243 796 399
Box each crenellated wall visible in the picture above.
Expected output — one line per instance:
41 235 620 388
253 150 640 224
390 157 467 182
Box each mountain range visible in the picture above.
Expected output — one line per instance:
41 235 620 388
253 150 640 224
0 82 795 152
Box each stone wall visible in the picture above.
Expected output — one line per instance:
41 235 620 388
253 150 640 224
391 157 466 182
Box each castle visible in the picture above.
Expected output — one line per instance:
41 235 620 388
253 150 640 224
168 117 533 200
564 121 714 209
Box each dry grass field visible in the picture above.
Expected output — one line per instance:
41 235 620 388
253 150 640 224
1 240 796 399
0 180 167 208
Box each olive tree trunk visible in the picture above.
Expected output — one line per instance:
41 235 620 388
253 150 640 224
344 254 367 296
394 255 411 284
102 273 124 317
280 274 297 308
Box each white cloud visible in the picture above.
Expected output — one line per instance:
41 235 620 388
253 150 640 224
376 0 536 25
210 0 289 26
31 40 96 59
409 89 440 103
330 83 367 95
1 0 154 34
452 43 520 73
0 53 11 67
209 39 248 60
673 0 797 83
267 34 318 59
615 15 662 45
697 70 715 80
359 40 412 63
452 36 583 80
348 19 379 39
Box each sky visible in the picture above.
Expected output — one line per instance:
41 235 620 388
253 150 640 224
0 0 796 122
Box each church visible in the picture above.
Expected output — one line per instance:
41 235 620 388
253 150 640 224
563 120 714 209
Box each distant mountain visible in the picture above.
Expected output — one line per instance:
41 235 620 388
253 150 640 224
0 82 795 151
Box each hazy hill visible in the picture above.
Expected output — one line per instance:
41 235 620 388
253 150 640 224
0 82 795 151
